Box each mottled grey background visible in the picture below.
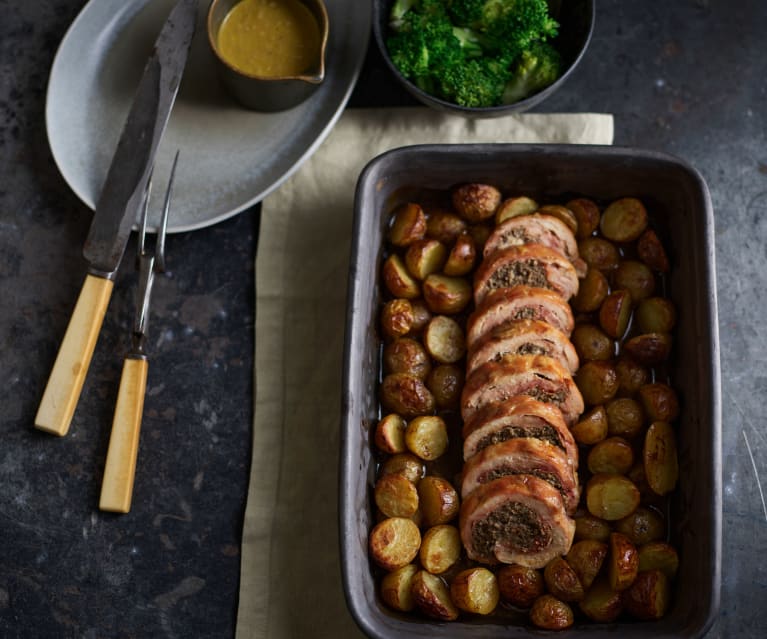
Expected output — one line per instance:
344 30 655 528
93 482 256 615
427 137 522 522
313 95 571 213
1 1 765 637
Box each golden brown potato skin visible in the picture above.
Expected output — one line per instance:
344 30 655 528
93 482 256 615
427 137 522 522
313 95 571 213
623 569 671 620
389 202 427 247
380 373 436 419
529 594 574 630
411 570 459 621
566 539 608 590
418 476 460 527
497 564 545 608
380 564 418 612
543 557 584 603
607 532 639 591
452 183 502 223
578 576 623 622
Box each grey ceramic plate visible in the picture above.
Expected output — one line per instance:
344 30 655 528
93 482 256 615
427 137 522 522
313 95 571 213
46 0 371 233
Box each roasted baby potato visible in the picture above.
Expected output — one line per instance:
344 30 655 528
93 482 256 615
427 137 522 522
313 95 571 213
599 289 632 339
623 569 671 620
637 228 670 272
422 274 472 314
543 557 584 603
571 406 609 446
607 532 639 591
374 413 407 454
643 421 679 496
614 506 665 546
538 204 578 235
567 198 601 239
443 232 477 276
380 564 418 612
578 576 623 622
380 373 436 418
638 541 679 579
495 196 538 225
586 473 641 521
636 297 677 333
452 183 502 223
379 453 425 484
566 540 608 590
369 517 421 570
374 473 419 519
405 238 448 280
425 364 464 410
418 475 460 527
579 237 620 271
497 564 545 608
419 525 461 574
380 298 414 339
576 360 619 406
425 208 467 244
600 197 648 242
383 338 432 380
574 512 612 542
423 315 466 364
639 383 680 423
467 222 491 251
529 595 574 630
389 202 427 246
587 436 634 475
411 570 459 621
382 254 420 299
613 260 655 302
615 356 650 397
572 267 609 313
409 298 432 334
405 415 449 461
605 397 645 438
450 567 500 615
623 332 673 366
571 323 614 361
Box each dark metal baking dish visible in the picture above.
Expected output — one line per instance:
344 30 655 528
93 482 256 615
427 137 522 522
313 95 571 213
339 144 721 638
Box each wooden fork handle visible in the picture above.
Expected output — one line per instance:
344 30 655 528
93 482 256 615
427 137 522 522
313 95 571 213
99 356 148 513
35 273 114 436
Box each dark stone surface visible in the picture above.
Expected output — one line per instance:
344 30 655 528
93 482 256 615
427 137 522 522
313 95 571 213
0 0 764 637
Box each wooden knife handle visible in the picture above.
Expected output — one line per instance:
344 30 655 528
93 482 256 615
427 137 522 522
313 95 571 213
35 273 114 436
99 356 149 513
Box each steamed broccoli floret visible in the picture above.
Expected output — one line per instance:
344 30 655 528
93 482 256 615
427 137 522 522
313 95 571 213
502 41 561 103
439 54 512 107
448 0 559 55
386 0 561 108
387 2 461 81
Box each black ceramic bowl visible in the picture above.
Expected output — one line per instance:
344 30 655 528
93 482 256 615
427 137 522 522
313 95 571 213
340 144 722 638
372 0 595 117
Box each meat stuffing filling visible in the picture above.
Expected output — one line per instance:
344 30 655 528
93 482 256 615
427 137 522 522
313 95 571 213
477 467 563 493
471 501 553 556
486 260 549 291
511 307 540 320
525 385 567 405
474 424 562 452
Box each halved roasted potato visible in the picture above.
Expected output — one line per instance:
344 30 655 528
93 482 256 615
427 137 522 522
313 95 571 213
382 254 420 299
586 473 641 521
374 413 407 454
380 373 436 419
643 421 679 496
578 576 623 622
623 569 671 620
566 539 608 590
637 541 679 580
419 525 461 574
587 436 634 475
607 532 639 591
423 315 466 364
443 232 477 276
495 196 538 225
369 517 421 571
418 475 460 527
567 198 601 239
411 570 459 621
600 197 648 242
374 473 419 519
405 415 449 461
380 564 418 612
422 274 472 315
405 238 448 280
573 512 612 543
389 202 427 246
425 208 467 244
450 567 500 615
543 557 584 603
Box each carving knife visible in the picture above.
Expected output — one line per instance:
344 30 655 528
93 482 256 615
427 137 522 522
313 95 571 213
35 0 198 436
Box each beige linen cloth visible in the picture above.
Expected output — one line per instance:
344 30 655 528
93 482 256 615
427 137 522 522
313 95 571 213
236 108 614 639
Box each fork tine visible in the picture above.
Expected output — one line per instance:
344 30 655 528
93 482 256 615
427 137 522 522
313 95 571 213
137 167 154 266
155 150 179 273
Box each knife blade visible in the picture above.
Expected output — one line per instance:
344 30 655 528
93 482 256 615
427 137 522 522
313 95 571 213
35 0 198 436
